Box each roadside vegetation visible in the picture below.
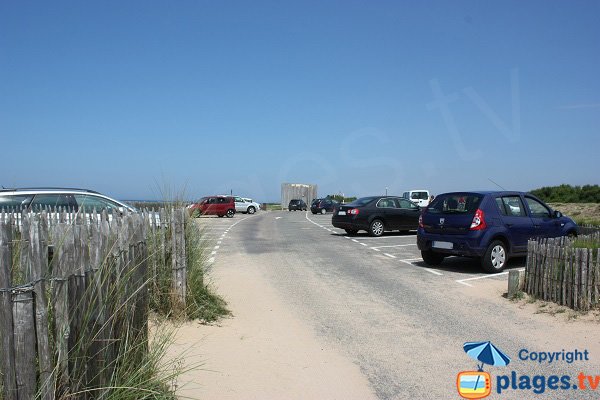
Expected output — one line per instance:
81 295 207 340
548 203 600 226
531 184 600 203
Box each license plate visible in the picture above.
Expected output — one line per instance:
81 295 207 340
338 211 346 215
432 241 453 249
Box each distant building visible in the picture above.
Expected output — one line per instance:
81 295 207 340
281 183 318 209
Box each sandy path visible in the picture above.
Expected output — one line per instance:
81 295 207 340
164 251 376 400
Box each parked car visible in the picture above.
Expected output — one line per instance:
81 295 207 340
288 199 307 211
233 196 260 214
310 198 339 214
402 189 431 208
417 191 578 273
188 196 236 218
0 187 137 213
332 196 421 236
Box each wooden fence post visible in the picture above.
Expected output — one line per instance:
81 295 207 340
508 270 522 297
53 223 74 394
12 288 36 399
30 213 54 400
171 208 186 309
0 222 17 399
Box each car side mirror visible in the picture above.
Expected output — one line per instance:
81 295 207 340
553 210 563 218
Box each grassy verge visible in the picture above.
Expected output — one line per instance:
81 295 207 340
146 203 230 322
265 203 283 211
549 202 600 226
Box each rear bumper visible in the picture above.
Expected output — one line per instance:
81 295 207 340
332 215 369 231
416 228 487 257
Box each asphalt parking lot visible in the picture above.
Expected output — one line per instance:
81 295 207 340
190 208 599 400
194 209 526 287
194 213 256 265
304 210 526 288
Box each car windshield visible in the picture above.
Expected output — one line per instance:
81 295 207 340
428 193 483 214
347 196 379 207
411 192 428 200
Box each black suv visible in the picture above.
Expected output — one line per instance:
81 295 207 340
311 198 339 215
288 199 307 211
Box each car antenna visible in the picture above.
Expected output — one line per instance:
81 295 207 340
488 178 506 191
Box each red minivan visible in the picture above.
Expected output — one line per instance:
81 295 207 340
188 196 236 218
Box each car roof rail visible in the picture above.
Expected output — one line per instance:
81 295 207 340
0 187 101 194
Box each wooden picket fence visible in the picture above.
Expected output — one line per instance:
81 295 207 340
0 207 188 400
524 234 600 311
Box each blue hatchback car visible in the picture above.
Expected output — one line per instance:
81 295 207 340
417 191 578 273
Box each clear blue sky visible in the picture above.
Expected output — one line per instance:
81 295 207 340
1 1 599 202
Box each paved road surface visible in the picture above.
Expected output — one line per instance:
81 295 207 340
188 211 600 399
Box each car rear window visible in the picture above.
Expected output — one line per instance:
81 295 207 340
348 196 378 207
428 194 483 214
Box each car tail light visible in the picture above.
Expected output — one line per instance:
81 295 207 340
348 208 359 215
470 209 487 231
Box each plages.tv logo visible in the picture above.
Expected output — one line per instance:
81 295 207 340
457 341 511 399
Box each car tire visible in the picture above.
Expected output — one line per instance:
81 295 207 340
421 250 445 266
321 208 326 215
247 206 256 214
482 240 507 273
226 209 235 218
369 219 385 237
345 229 359 235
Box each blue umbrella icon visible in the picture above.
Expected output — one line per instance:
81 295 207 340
463 341 510 393
464 341 511 371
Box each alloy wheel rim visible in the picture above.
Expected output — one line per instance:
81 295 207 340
372 222 383 236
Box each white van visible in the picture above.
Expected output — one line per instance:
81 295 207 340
402 190 431 207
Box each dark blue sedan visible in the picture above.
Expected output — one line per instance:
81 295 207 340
417 191 578 273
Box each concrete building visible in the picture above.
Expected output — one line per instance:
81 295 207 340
281 183 318 209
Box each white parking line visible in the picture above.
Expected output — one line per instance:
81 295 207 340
352 239 359 243
384 253 397 259
349 236 416 240
360 243 367 246
455 268 525 287
399 259 443 276
370 244 417 249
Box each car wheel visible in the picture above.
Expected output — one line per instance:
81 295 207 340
247 206 256 214
321 208 326 215
482 240 507 273
421 250 445 266
226 209 235 218
369 219 385 237
345 229 359 235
